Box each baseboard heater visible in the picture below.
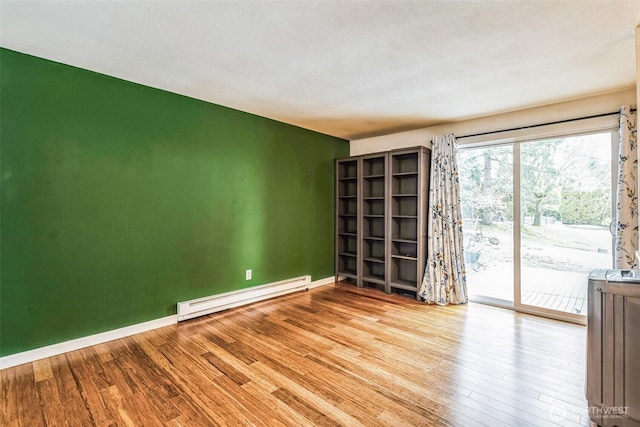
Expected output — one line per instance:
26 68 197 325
177 275 311 322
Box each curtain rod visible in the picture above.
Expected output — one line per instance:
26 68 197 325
456 108 637 140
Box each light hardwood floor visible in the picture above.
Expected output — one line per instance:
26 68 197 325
1 282 590 426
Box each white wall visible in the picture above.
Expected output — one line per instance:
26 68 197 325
350 87 636 156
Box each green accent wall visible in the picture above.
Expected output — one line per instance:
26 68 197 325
0 48 348 357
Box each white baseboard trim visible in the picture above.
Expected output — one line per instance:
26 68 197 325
309 275 338 289
0 315 177 370
1 275 338 370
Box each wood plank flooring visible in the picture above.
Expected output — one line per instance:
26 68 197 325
1 282 591 426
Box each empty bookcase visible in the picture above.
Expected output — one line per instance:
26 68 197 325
361 154 388 291
335 147 430 300
335 158 360 285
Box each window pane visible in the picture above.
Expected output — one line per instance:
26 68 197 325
459 145 514 303
520 133 612 315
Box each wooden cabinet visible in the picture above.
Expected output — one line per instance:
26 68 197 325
586 269 640 427
335 147 430 300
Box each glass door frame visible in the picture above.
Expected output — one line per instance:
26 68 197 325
458 118 619 325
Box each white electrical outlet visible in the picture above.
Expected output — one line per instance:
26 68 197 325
246 269 252 280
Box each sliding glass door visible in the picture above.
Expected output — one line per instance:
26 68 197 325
459 146 514 304
459 131 614 321
519 133 613 316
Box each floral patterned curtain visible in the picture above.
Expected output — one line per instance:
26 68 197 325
615 106 638 268
419 134 468 305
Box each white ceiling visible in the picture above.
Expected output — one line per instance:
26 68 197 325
1 1 639 140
